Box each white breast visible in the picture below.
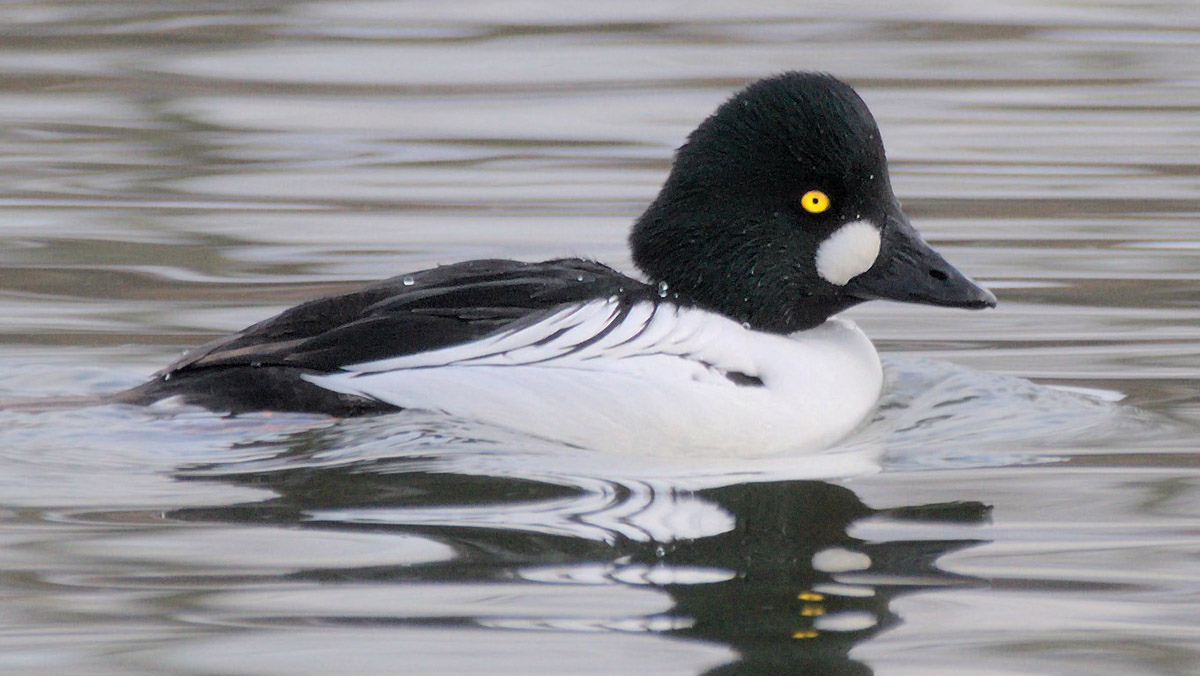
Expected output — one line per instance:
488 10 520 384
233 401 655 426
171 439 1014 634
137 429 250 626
304 299 883 457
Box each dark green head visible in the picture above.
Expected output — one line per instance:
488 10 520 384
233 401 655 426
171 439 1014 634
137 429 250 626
630 72 994 333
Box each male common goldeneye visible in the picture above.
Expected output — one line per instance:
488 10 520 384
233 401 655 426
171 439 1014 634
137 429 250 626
121 72 995 453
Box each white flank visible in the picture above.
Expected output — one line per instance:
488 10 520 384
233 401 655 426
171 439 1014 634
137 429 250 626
304 300 883 456
815 221 882 286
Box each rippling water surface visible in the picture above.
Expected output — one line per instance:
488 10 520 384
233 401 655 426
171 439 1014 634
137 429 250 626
3 2 1200 674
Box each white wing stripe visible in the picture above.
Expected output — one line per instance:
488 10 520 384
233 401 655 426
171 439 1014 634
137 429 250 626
340 299 751 376
344 299 606 372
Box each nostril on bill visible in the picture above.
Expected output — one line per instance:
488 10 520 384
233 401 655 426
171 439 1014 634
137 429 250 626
929 268 948 281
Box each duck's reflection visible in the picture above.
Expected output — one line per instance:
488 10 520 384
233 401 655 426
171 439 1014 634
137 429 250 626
644 480 987 675
175 454 989 676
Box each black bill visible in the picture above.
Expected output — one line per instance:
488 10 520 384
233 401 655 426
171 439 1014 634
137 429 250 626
845 211 997 310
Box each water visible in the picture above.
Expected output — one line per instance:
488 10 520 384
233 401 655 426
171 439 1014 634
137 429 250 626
2 1 1200 674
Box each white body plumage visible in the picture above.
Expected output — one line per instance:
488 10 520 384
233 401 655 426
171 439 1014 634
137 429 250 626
305 299 883 456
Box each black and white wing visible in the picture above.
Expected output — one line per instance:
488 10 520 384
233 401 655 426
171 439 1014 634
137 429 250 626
124 258 655 414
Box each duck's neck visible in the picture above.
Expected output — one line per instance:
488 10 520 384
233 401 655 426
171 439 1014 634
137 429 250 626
629 196 857 334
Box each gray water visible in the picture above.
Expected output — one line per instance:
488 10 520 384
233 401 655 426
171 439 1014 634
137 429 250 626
2 1 1200 674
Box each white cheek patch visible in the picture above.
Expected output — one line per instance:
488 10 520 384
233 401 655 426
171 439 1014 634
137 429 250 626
815 221 882 286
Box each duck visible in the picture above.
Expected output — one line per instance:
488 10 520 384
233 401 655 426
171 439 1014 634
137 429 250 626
119 72 996 454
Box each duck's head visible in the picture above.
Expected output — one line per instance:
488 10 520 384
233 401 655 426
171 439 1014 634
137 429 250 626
630 72 996 333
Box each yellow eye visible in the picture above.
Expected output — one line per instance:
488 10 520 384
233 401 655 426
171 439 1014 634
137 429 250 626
800 190 830 214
